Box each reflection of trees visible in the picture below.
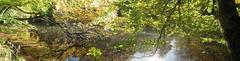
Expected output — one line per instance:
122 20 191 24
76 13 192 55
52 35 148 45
175 37 230 61
32 24 107 58
134 27 172 57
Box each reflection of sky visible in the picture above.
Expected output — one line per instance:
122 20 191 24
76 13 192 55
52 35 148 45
129 51 164 61
129 39 178 61
66 56 79 61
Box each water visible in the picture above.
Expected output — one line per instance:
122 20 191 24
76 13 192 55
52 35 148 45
5 25 228 61
66 56 79 61
129 39 180 61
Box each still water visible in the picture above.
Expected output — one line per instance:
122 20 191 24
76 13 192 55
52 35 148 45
10 25 229 61
129 39 184 61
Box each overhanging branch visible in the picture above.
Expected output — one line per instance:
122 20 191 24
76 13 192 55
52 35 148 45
0 6 11 15
14 6 39 14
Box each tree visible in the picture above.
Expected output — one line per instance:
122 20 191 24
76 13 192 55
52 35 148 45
216 0 240 61
116 0 239 60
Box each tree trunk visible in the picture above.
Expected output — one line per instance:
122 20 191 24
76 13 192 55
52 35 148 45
217 0 240 61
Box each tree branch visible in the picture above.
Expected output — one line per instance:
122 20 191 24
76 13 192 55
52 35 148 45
14 6 39 14
0 6 11 15
132 0 181 58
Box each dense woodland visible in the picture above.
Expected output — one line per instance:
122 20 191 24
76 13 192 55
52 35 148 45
0 0 240 61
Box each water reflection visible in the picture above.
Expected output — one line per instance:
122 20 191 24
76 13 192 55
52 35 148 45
129 39 179 61
24 25 229 61
66 56 79 61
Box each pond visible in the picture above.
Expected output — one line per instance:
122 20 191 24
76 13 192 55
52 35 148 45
29 25 230 61
0 24 230 61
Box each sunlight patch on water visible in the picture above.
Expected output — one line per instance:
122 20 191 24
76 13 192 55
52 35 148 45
129 39 178 61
